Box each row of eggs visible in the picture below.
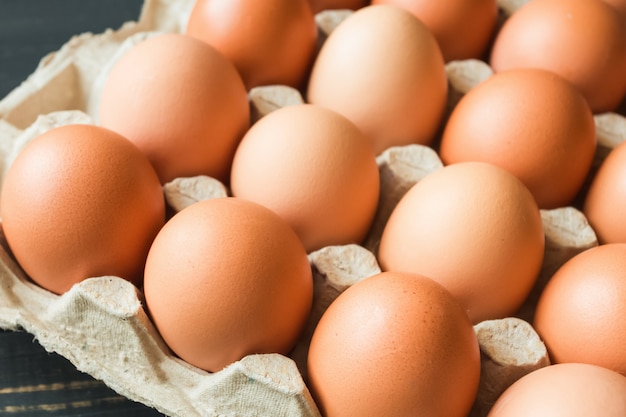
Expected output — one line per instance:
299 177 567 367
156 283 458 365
1 1 626 416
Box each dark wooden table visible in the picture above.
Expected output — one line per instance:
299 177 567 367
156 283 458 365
0 1 167 415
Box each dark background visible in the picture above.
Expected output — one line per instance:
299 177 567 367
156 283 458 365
1 0 143 98
0 1 168 415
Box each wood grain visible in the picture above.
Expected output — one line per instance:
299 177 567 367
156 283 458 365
0 329 165 416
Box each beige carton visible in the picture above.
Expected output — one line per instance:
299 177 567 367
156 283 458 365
0 1 625 416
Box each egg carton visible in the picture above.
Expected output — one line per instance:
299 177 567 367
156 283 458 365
1 1 626 416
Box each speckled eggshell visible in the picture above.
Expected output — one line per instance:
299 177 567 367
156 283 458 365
143 197 313 373
99 33 250 184
186 0 318 90
307 271 480 417
307 4 448 155
0 124 166 295
533 244 626 375
488 363 626 417
230 104 380 253
584 141 626 244
378 161 545 323
490 0 626 113
371 0 499 61
439 68 597 209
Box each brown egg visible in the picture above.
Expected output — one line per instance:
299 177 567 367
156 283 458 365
185 0 318 90
439 68 597 209
490 0 626 113
99 33 249 184
307 4 448 155
143 197 313 373
601 0 626 16
378 162 544 323
584 141 626 244
230 104 380 253
371 0 499 61
307 271 480 417
307 0 368 13
533 243 626 375
488 363 626 417
0 124 165 295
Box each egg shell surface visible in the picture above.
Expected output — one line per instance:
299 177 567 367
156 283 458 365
584 141 626 244
378 161 545 323
143 197 313 373
371 0 499 61
307 271 480 417
533 243 626 375
0 124 165 294
99 33 250 184
488 363 626 417
601 0 626 15
490 0 626 113
230 103 380 253
439 68 597 209
307 4 448 155
186 0 318 90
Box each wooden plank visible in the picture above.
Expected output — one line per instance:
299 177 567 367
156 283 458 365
0 329 165 416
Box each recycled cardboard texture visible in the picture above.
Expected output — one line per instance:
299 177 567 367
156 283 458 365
0 108 321 417
0 0 625 416
0 1 319 415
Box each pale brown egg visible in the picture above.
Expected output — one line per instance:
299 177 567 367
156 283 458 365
371 0 499 61
307 271 480 417
230 104 380 253
584 141 626 244
307 0 368 13
488 363 626 417
490 0 626 113
439 68 597 209
378 162 545 323
99 33 249 184
307 4 448 155
186 0 318 90
143 197 313 373
533 244 626 375
0 124 165 295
